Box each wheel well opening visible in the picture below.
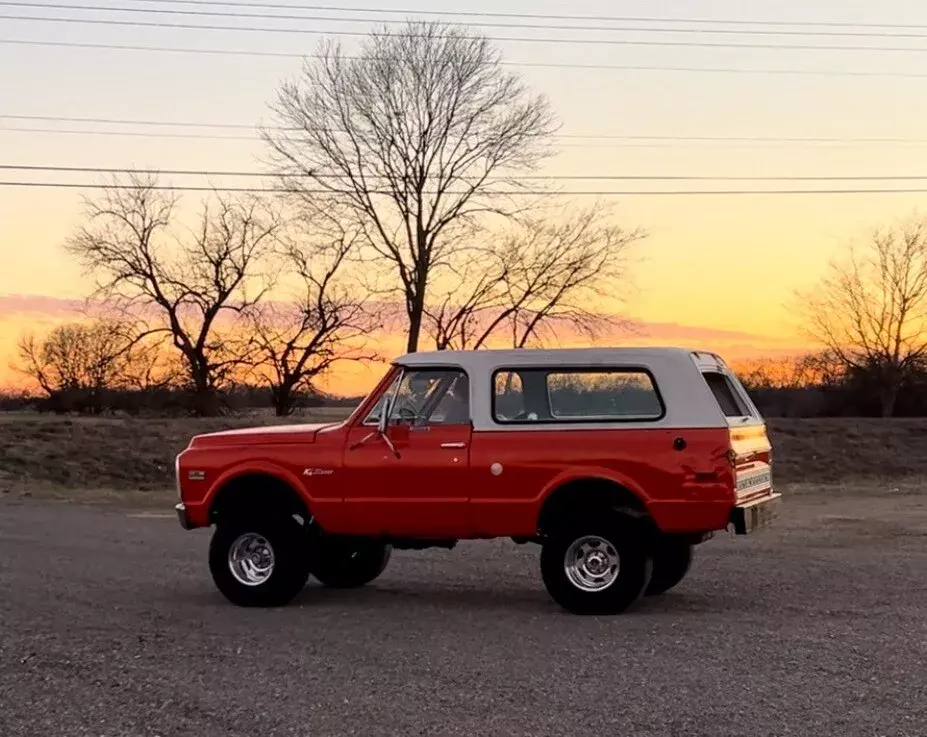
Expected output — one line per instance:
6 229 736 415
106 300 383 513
209 474 310 525
537 478 650 536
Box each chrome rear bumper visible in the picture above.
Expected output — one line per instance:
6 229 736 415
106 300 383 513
730 492 782 535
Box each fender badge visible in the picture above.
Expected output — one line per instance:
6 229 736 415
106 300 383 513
188 470 206 481
303 468 334 477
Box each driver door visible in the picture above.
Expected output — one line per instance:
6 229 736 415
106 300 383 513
342 368 473 538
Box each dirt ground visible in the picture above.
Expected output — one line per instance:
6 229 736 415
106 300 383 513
2 487 925 737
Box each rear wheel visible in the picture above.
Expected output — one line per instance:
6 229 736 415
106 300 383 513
209 514 310 607
310 538 392 588
645 540 693 596
540 514 652 615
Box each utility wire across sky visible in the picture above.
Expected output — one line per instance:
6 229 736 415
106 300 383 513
7 1 927 39
7 181 927 196
26 0 927 32
5 114 927 145
12 164 927 181
10 125 927 148
8 13 927 51
7 38 927 78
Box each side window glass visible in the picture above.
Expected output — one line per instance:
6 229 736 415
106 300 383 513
493 368 663 422
493 371 529 420
547 371 662 420
429 373 470 425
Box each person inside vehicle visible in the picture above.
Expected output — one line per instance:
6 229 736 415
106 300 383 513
436 374 470 424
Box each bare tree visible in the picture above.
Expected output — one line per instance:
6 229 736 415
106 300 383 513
247 213 378 416
16 320 157 412
264 21 557 353
797 216 927 416
425 206 642 350
64 174 279 415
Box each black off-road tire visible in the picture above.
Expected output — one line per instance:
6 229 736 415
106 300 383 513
209 514 310 607
645 540 693 596
540 514 653 615
310 538 392 588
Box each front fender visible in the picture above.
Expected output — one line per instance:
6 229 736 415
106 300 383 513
203 460 310 512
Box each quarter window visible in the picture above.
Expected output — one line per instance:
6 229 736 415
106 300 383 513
702 371 750 417
492 368 663 423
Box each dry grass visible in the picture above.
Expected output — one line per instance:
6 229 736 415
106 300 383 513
1 412 926 497
0 408 352 495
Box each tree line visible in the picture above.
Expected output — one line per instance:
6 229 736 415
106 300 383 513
12 22 927 418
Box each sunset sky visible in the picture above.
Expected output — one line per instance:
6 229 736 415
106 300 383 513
4 0 927 394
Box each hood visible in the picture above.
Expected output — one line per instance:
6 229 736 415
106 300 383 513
188 422 341 448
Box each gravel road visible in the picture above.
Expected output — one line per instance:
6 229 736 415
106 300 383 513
2 491 926 737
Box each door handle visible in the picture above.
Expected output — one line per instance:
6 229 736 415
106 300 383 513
440 442 467 449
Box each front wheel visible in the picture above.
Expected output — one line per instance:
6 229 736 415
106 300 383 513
310 538 392 588
540 515 652 615
209 515 310 607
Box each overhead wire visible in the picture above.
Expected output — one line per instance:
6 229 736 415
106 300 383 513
13 164 927 181
7 38 927 78
5 114 927 144
33 0 927 31
7 180 927 195
5 1 927 39
7 13 927 51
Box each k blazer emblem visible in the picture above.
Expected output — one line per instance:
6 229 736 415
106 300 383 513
303 468 334 477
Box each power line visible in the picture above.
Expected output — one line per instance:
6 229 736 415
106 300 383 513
8 114 927 145
7 1 927 39
0 125 259 140
12 125 927 148
8 38 927 78
0 113 275 130
7 13 927 51
108 0 927 32
12 164 927 182
7 180 927 195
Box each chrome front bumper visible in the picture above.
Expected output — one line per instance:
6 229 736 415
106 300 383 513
175 502 193 530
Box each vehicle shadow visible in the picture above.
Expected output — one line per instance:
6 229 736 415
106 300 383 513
289 580 556 614
201 582 757 617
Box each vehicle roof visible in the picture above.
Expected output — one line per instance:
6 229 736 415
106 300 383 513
394 346 713 372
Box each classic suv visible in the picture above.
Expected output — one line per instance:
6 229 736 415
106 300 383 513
174 348 780 615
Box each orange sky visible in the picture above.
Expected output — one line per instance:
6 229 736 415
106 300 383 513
5 1 927 394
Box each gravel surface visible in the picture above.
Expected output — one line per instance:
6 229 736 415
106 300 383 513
2 492 926 737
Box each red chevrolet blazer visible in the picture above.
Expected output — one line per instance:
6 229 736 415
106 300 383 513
174 347 780 614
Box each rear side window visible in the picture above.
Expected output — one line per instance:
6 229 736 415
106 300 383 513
702 371 750 417
493 368 663 423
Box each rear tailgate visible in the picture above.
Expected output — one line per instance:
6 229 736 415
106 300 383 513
691 351 781 533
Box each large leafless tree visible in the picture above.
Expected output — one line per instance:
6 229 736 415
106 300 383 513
797 216 927 416
65 174 279 415
424 206 642 350
246 210 378 415
263 21 557 353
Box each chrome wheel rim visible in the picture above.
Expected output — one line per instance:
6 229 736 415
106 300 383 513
228 533 275 586
564 535 620 592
